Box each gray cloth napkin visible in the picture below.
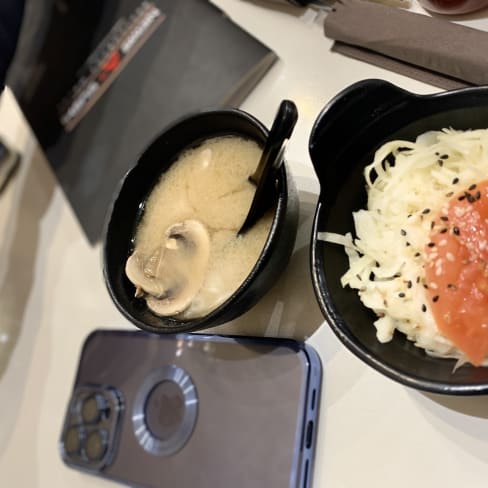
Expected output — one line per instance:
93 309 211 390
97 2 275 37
324 0 488 89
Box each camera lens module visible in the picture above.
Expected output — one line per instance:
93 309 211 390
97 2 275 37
60 386 123 471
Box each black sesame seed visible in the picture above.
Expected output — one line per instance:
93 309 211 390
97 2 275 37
469 183 477 191
445 192 454 198
430 221 435 230
453 227 460 236
440 154 449 160
407 280 412 288
447 283 457 290
458 195 466 201
414 252 421 257
452 177 459 185
422 304 427 312
406 242 411 247
437 160 444 167
399 292 406 298
435 152 440 156
422 208 431 214
440 228 448 234
440 216 449 222
400 229 407 236
375 261 380 268
475 191 481 200
394 272 402 278
416 276 421 283
433 295 439 302
423 284 429 289
467 193 475 203
407 214 412 218
428 242 435 248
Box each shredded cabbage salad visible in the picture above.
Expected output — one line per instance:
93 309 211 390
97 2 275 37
318 128 488 363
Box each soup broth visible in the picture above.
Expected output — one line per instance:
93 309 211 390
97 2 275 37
126 135 275 320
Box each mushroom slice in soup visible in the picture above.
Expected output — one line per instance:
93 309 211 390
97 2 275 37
126 219 211 316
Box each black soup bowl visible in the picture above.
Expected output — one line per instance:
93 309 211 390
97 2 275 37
309 79 488 395
104 109 299 334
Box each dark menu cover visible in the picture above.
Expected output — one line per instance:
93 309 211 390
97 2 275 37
7 0 277 243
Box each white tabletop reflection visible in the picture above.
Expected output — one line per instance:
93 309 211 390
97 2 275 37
1 0 488 486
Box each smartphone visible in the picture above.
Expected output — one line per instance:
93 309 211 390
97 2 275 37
59 330 322 488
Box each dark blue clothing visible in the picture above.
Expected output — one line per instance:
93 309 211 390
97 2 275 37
0 0 25 89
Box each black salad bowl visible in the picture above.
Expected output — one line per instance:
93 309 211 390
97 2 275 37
309 79 488 395
103 109 299 334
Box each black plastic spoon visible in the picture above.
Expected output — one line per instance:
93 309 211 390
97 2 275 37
238 100 298 235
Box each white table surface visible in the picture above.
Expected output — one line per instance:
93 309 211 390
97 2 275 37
2 0 488 486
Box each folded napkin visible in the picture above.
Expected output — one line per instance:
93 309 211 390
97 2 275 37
324 0 488 89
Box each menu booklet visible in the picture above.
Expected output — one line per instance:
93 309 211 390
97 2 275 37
8 0 277 243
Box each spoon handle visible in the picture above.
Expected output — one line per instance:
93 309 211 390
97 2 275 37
250 100 298 184
239 100 298 235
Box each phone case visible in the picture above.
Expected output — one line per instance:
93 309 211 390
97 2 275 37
60 330 322 488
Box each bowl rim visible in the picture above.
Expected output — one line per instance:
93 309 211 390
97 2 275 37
102 107 293 334
308 79 488 395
